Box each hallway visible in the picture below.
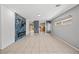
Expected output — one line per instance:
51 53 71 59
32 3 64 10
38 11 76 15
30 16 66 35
0 33 78 54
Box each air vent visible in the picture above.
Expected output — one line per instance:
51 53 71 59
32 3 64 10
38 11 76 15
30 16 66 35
56 4 61 7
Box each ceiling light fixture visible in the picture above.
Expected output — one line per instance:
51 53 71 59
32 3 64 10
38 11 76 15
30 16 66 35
37 14 40 16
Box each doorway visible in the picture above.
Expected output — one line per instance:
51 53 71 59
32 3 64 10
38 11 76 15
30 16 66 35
34 21 39 33
46 21 51 33
40 23 45 32
29 21 46 34
29 22 34 33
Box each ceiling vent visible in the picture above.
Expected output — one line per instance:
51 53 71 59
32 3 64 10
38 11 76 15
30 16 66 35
56 4 61 7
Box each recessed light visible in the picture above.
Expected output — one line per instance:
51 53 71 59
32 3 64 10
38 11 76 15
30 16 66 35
37 14 40 16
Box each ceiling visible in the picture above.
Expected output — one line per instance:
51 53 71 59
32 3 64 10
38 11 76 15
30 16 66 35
3 4 77 21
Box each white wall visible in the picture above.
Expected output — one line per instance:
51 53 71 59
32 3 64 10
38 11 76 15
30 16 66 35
51 5 79 49
0 5 1 49
26 19 29 35
0 6 15 49
0 5 29 49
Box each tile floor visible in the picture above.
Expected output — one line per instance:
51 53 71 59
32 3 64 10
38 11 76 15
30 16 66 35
0 33 79 54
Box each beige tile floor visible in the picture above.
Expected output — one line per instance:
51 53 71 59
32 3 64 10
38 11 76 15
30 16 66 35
0 33 79 54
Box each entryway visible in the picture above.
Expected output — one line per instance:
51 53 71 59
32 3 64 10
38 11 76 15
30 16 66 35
29 21 46 34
